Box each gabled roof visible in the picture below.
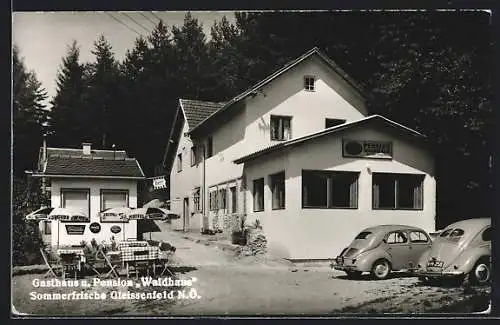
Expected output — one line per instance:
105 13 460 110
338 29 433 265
33 146 145 179
187 47 366 135
179 99 225 131
234 115 426 164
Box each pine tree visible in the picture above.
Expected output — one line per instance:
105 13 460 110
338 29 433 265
85 35 121 149
13 45 48 176
49 40 88 147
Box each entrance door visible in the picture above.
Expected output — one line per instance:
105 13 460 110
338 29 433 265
183 197 189 232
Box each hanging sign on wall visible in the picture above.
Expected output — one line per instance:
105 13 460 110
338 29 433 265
342 139 393 159
65 225 86 235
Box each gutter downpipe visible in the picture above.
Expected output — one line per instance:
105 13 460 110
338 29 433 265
202 144 207 233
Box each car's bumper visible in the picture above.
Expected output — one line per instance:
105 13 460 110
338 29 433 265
415 270 464 278
334 264 360 272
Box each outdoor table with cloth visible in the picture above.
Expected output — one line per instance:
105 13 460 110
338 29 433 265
119 245 159 278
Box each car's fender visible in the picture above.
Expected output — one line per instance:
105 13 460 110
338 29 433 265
354 247 392 272
417 247 432 269
444 246 491 274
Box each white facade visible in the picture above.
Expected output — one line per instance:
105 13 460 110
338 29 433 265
167 49 436 259
45 178 139 247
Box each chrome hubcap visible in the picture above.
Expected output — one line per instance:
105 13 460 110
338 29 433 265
375 263 388 277
475 263 490 283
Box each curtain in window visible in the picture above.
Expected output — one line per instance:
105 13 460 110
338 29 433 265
413 178 423 209
102 191 127 210
62 190 89 217
283 118 291 140
373 182 380 209
349 177 358 208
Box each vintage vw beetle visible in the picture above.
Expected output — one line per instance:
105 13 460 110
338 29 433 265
334 225 432 280
416 218 491 285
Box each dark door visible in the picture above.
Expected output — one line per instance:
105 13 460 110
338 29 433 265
183 197 189 232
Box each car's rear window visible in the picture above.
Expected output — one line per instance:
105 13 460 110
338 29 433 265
439 228 465 238
449 229 464 237
355 231 372 240
440 229 453 237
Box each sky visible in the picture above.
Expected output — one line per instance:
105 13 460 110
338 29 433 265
12 11 236 106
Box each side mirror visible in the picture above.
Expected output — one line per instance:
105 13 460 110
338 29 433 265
382 239 387 244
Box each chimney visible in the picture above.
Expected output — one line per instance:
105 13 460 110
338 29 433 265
82 142 92 155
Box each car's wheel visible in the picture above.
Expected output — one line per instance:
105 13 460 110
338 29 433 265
345 271 362 279
469 257 491 285
419 276 440 286
371 259 391 280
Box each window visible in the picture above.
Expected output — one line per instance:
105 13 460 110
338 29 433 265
482 227 491 241
302 170 359 209
253 178 264 212
218 188 227 209
177 153 182 172
325 118 346 128
193 187 201 212
270 115 292 141
44 221 51 235
230 186 237 213
270 171 285 210
61 188 90 219
372 173 424 210
207 136 213 158
191 146 197 166
409 231 429 243
355 231 372 240
304 76 316 91
101 189 128 211
209 191 217 211
449 229 464 238
386 231 408 244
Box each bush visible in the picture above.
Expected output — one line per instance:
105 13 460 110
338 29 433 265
12 177 49 266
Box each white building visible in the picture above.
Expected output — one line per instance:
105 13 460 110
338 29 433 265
163 48 436 260
29 142 145 248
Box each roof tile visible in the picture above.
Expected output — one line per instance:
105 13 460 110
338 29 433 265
180 99 225 131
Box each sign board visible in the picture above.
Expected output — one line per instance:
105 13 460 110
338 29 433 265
89 222 101 234
100 213 129 223
65 225 86 235
152 176 167 190
342 139 393 159
110 225 122 234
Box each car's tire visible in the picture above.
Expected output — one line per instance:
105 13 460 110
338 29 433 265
419 276 440 286
469 257 491 285
371 259 391 280
345 271 362 279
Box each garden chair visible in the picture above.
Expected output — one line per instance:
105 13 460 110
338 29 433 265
59 253 79 280
125 250 151 279
95 245 119 278
39 247 60 278
154 241 176 277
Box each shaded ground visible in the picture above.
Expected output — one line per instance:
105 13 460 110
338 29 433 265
11 225 491 316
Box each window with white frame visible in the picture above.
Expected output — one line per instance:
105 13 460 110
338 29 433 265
191 146 197 166
209 191 217 211
270 115 292 141
325 118 346 128
304 76 316 91
44 221 51 235
61 188 90 219
302 170 359 209
230 186 237 213
207 136 213 158
193 187 201 212
253 178 264 212
270 171 285 210
177 153 182 172
372 173 424 210
101 189 129 211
